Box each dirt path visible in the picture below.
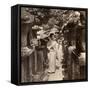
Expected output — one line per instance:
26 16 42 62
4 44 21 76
42 64 64 81
48 66 64 81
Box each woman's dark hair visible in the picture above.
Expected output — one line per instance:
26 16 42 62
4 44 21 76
49 33 54 38
68 41 72 46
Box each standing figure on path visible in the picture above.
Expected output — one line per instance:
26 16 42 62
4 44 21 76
56 39 63 68
47 33 57 73
54 31 64 68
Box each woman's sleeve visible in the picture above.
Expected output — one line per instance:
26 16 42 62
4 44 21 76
47 44 51 50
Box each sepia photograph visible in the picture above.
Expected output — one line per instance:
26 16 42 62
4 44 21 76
20 6 87 83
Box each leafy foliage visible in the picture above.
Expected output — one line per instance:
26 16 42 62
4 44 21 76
21 7 85 39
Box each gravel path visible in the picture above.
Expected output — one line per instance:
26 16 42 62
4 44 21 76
48 66 64 81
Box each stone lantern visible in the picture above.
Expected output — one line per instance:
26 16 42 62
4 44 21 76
21 8 35 82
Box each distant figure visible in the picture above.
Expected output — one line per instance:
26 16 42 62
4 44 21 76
47 33 57 73
56 39 63 68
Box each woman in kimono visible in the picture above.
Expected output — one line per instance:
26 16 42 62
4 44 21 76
56 39 64 68
47 33 57 73
55 31 64 68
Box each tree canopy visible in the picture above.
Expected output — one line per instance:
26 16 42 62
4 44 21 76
21 7 86 39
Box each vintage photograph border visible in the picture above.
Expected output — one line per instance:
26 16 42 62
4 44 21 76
18 4 88 85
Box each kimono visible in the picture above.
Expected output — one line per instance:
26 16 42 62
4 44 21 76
56 43 63 67
47 41 57 73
